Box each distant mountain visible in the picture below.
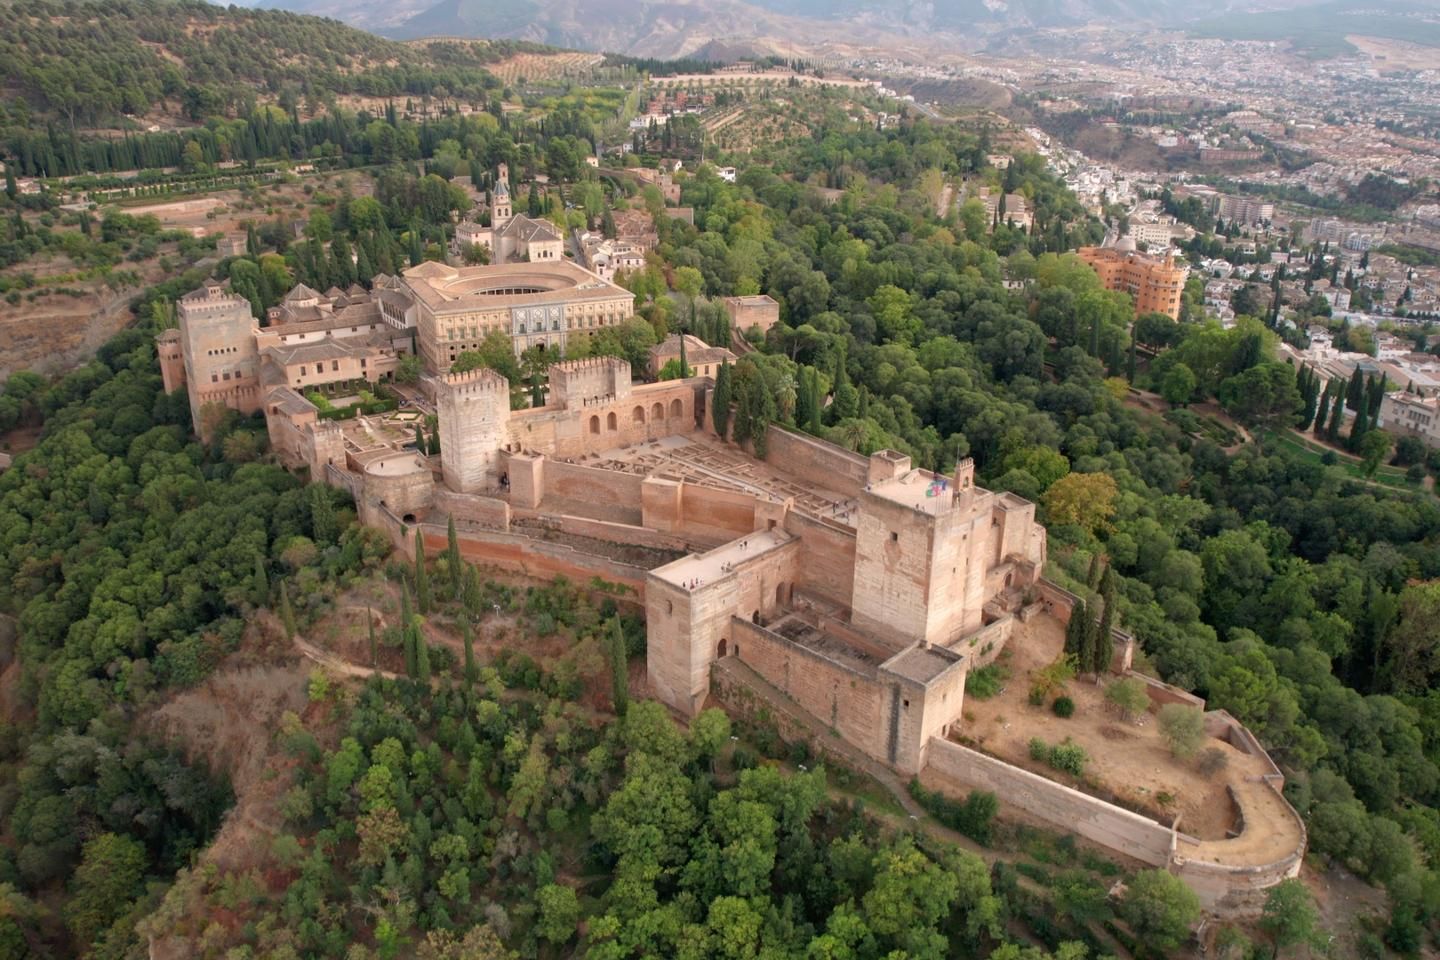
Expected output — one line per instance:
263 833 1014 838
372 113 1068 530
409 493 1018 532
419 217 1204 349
256 0 1440 57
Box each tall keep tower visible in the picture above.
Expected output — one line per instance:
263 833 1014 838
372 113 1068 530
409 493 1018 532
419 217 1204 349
850 455 1037 650
435 368 511 493
177 282 260 439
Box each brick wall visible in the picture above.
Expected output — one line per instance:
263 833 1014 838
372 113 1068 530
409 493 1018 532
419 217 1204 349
729 618 888 762
924 738 1176 867
543 460 644 524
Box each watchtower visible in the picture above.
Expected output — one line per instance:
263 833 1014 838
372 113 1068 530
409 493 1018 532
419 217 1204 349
177 282 260 439
435 368 510 493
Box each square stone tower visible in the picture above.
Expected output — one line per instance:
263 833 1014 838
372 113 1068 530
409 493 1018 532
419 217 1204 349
177 282 260 439
547 357 632 410
435 368 511 493
850 456 1006 649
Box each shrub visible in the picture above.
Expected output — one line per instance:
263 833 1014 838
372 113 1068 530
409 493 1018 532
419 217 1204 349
1052 696 1075 718
908 779 999 845
1028 687 1047 707
1029 738 1051 763
1158 704 1206 759
1197 747 1229 776
1048 739 1088 776
1105 677 1151 721
966 664 1007 700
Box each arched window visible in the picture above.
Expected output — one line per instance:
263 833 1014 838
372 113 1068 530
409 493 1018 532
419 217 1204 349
652 401 664 420
607 411 617 431
670 398 683 420
589 415 600 434
632 405 645 423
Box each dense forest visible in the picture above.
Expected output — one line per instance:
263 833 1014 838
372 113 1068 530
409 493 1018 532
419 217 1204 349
0 0 516 132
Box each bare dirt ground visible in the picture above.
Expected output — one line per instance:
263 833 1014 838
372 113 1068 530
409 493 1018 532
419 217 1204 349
1348 35 1440 72
142 613 313 874
960 616 1269 840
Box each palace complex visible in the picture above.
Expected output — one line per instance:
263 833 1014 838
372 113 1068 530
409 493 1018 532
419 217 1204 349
158 193 1304 917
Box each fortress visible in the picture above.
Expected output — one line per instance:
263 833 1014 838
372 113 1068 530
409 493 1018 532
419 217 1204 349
162 260 1305 918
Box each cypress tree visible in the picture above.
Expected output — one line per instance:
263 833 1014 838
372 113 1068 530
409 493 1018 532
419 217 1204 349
1313 380 1332 438
1126 336 1137 383
414 527 431 614
253 553 269 607
712 359 733 441
1078 606 1098 677
414 423 427 452
447 517 463 598
279 581 296 641
608 617 629 715
246 222 261 256
1349 392 1369 449
409 229 423 267
400 584 417 677
1369 375 1385 429
368 607 378 667
463 564 483 617
428 422 441 456
415 629 432 684
1326 390 1344 443
1064 600 1088 656
1086 552 1104 590
1347 368 1364 411
1095 568 1117 675
462 619 477 688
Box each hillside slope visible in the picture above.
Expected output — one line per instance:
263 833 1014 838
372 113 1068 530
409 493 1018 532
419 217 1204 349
0 0 524 129
259 0 1440 57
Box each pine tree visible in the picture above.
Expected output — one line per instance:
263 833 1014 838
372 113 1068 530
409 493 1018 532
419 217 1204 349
447 517 463 598
368 607 378 667
414 527 431 614
712 359 733 441
608 617 629 715
462 619 477 688
279 581 297 640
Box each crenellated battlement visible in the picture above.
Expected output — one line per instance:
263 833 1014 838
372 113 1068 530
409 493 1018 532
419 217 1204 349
436 368 511 397
550 356 630 375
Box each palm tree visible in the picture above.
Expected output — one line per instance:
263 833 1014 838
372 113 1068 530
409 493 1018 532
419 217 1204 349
838 418 867 452
775 372 797 424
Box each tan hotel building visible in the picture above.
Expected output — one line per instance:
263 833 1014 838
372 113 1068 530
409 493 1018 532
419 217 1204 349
1078 245 1188 320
